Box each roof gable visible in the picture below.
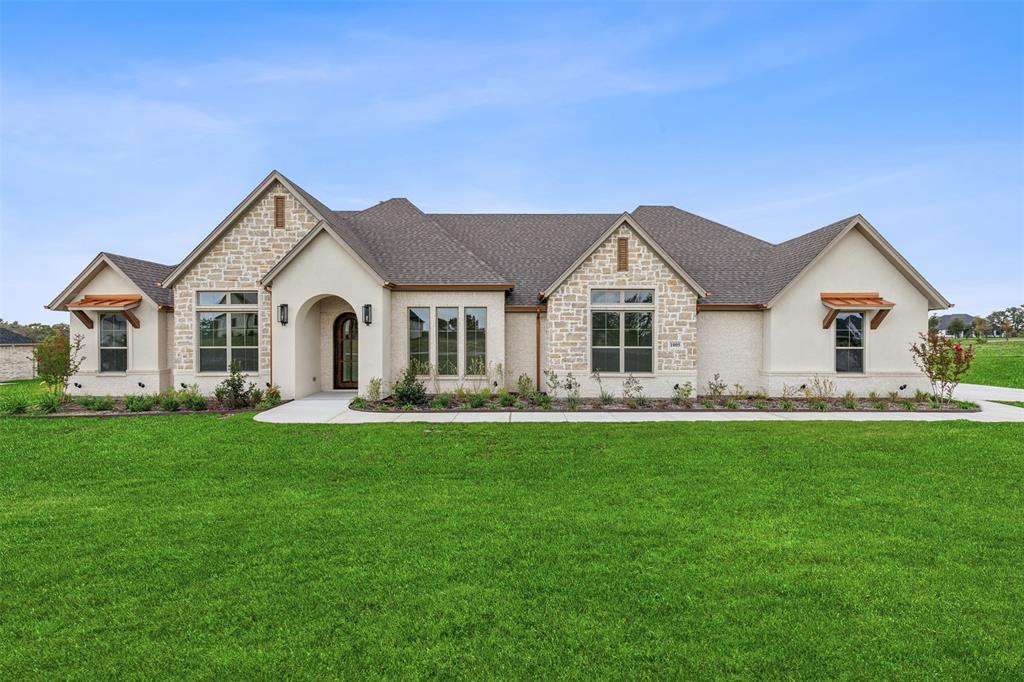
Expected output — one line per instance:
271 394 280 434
47 252 174 311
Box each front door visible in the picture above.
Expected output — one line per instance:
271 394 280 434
333 313 358 389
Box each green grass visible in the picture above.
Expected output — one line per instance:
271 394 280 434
994 401 1024 409
2 416 1022 678
960 337 1024 389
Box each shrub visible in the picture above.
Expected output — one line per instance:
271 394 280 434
36 392 62 414
804 376 836 400
34 332 85 403
673 382 694 406
366 377 383 402
533 392 552 410
543 369 560 399
567 396 579 411
730 383 745 398
887 391 900 403
392 365 427 406
754 399 768 410
812 399 830 412
499 392 516 407
349 396 368 409
706 373 726 398
562 372 580 404
454 387 468 402
781 399 794 411
622 374 644 403
872 399 888 410
430 393 453 409
910 332 975 404
179 385 208 411
78 395 114 411
124 394 155 412
258 384 282 409
914 389 929 402
478 387 493 402
868 391 879 401
781 384 800 400
516 373 535 397
468 393 486 408
248 387 265 408
841 393 858 410
213 361 253 408
157 390 181 412
724 398 738 410
901 399 917 411
753 388 769 400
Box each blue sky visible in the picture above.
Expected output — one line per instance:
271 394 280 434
2 1 1021 323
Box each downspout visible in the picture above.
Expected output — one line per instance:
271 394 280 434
264 284 273 386
535 310 541 390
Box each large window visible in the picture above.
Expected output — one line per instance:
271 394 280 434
436 308 458 376
409 307 430 372
197 291 258 373
99 313 128 373
835 312 864 373
465 308 487 374
590 289 654 373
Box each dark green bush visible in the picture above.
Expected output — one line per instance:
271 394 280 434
392 366 426 406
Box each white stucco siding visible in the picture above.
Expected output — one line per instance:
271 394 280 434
66 264 171 396
764 227 930 395
269 230 389 400
504 311 541 391
696 311 764 392
389 290 506 391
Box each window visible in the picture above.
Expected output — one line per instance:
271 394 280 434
409 307 429 371
197 291 258 372
835 312 864 373
465 308 487 374
590 289 654 304
436 307 458 376
590 290 655 373
99 313 128 372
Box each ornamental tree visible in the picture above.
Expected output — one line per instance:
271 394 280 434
33 332 85 402
909 332 975 404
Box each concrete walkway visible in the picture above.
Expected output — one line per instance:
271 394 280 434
254 386 1024 424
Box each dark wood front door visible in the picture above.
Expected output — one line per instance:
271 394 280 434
333 313 358 389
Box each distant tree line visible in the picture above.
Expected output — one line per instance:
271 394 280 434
928 305 1023 338
0 319 70 342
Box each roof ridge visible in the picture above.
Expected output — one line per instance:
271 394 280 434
102 251 177 269
636 205 776 248
772 215 859 247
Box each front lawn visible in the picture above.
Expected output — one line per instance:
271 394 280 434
961 337 1024 389
2 416 1021 678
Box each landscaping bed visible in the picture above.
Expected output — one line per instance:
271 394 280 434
353 391 979 413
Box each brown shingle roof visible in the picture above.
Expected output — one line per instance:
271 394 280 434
103 253 176 307
0 328 35 345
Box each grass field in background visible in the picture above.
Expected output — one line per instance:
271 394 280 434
960 337 1024 389
2 415 1021 678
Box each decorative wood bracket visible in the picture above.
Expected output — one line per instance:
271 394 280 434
123 309 141 329
822 308 839 329
870 308 891 329
72 309 94 329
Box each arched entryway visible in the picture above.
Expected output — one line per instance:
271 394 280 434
333 312 358 389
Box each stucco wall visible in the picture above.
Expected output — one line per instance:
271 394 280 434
269 230 389 400
65 264 171 395
763 227 930 396
0 345 35 381
172 180 317 389
696 311 764 393
389 290 506 391
544 223 698 397
504 311 543 391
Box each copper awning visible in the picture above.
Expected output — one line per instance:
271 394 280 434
821 292 894 329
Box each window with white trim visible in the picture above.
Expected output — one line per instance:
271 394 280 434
99 313 128 373
197 291 259 373
835 312 864 373
590 289 654 373
465 308 487 374
436 307 458 376
408 307 430 372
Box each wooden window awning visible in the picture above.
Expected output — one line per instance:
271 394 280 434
821 292 894 330
67 295 142 329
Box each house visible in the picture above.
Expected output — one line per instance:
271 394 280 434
47 171 951 399
935 313 977 337
0 328 37 381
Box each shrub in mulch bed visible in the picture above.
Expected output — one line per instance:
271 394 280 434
351 392 980 413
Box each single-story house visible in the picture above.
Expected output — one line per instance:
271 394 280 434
47 170 951 399
935 313 979 337
0 328 37 381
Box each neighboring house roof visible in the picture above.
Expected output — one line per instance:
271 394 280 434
935 313 975 331
46 252 176 311
0 328 35 345
82 170 950 311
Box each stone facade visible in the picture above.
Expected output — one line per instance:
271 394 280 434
545 224 698 386
172 181 317 374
